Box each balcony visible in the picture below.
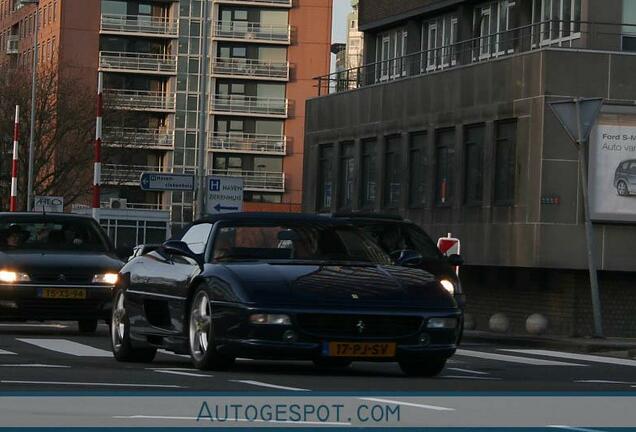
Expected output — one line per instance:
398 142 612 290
211 57 289 81
99 51 177 75
102 164 170 186
210 132 286 155
211 95 288 118
209 169 285 193
103 127 175 150
100 14 179 38
104 89 176 112
213 21 291 44
6 35 18 54
213 0 292 8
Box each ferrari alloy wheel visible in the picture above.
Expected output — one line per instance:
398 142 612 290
188 287 234 371
617 181 629 196
398 357 447 377
110 290 156 363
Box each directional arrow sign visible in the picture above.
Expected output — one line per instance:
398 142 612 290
206 176 244 215
139 173 195 192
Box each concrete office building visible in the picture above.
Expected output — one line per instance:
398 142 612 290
305 0 636 336
0 0 332 248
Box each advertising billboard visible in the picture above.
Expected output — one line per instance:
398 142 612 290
589 116 636 222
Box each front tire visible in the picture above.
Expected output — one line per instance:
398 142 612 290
398 358 446 377
78 319 98 334
188 287 234 371
617 181 629 196
111 290 156 363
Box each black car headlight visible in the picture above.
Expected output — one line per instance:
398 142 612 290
250 314 291 325
439 279 455 295
0 270 31 283
427 317 458 329
92 273 119 285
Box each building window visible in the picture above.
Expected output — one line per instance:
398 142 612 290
464 124 485 206
376 28 407 81
494 120 517 206
435 128 455 206
409 132 428 207
383 136 402 208
360 139 377 209
317 145 334 211
475 1 516 58
338 142 355 209
624 0 636 51
424 15 458 71
533 0 581 44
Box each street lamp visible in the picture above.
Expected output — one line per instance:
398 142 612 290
21 0 39 212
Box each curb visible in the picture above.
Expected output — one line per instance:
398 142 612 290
463 330 636 353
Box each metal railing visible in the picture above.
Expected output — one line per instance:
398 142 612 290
211 57 289 80
103 127 175 149
102 164 169 185
99 51 177 74
100 201 171 211
211 94 288 117
209 169 285 192
213 21 291 43
316 20 636 95
210 132 287 155
100 13 178 37
213 0 292 7
104 89 176 112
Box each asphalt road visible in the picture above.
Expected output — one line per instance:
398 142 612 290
0 321 635 393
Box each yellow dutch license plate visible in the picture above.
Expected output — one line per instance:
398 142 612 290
328 342 396 358
39 288 87 300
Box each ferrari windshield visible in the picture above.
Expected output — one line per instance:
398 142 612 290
212 223 392 265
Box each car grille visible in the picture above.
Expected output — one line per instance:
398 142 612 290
296 314 422 338
17 299 105 318
29 273 94 285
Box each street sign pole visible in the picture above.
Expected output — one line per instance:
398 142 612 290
575 99 603 338
196 0 210 219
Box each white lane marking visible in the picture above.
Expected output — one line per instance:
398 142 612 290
503 349 636 367
548 426 606 432
153 370 212 378
0 349 16 355
17 339 112 357
446 367 490 375
229 380 310 392
360 397 454 412
158 349 190 358
112 415 350 426
456 349 586 366
575 380 636 385
1 380 181 388
0 363 69 368
441 375 501 380
0 323 67 328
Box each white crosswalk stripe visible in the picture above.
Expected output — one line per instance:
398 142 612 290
502 349 636 367
17 339 112 357
456 349 587 366
0 349 16 355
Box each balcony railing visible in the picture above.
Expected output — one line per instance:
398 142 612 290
100 14 178 37
213 21 291 44
211 57 289 80
99 51 177 75
100 201 171 211
316 20 634 95
103 127 175 150
104 89 176 112
211 95 288 117
213 0 292 7
209 169 285 192
210 132 286 155
102 164 169 186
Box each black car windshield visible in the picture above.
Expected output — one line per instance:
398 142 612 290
357 222 443 260
212 223 391 265
0 217 110 252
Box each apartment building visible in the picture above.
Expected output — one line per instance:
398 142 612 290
304 0 636 337
0 0 332 248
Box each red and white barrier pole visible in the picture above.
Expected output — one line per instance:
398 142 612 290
92 72 103 221
10 105 19 212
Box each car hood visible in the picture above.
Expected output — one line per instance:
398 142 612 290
220 263 456 309
0 250 123 274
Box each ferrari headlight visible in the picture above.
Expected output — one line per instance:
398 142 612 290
427 317 458 329
250 314 291 325
92 273 119 285
0 270 31 283
439 279 455 295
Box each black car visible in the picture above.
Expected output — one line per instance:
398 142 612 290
0 213 124 332
614 159 636 196
332 213 465 310
111 213 462 377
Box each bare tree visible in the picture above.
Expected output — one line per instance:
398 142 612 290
0 61 95 211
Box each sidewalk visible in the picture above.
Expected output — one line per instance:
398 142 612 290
464 330 636 355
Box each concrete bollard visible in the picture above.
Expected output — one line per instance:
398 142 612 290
489 313 510 333
526 313 549 335
463 313 476 330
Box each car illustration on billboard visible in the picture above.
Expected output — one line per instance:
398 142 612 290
613 159 636 197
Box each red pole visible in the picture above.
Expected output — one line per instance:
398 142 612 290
10 105 19 212
92 72 103 220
